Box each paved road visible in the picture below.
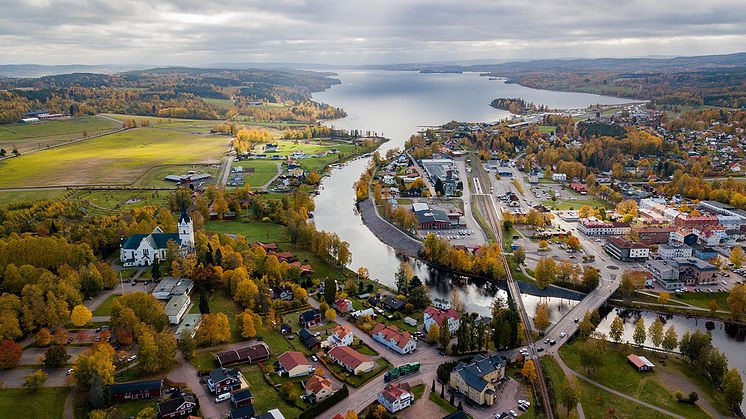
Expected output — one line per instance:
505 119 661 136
168 353 222 419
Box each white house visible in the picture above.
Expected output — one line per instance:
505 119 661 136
378 383 414 413
278 351 313 378
166 295 190 325
552 173 567 182
423 307 460 333
433 297 451 310
371 323 416 354
120 207 194 267
329 325 354 346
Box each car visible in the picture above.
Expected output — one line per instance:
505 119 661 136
537 347 544 352
518 404 528 411
66 368 74 375
131 281 136 286
439 351 446 356
543 339 549 344
95 327 102 333
127 355 137 362
67 337 74 344
559 332 567 338
143 281 149 286
215 393 231 403
314 332 321 337
573 318 579 323
509 410 518 417
119 356 127 362
549 340 557 345
95 336 101 342
311 355 318 362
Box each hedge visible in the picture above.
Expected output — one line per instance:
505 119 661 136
299 385 349 419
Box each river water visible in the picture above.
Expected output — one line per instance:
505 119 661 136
311 70 636 313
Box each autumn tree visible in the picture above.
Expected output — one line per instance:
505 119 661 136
566 236 581 251
633 318 647 346
73 343 116 388
438 319 451 349
534 257 557 289
662 325 678 352
534 303 550 333
658 292 670 306
23 369 48 391
723 368 744 411
0 339 22 369
195 313 231 346
649 317 664 347
620 270 645 298
609 316 624 343
582 266 600 290
727 284 746 319
730 246 744 268
71 304 93 327
395 262 414 295
325 308 337 321
560 375 580 415
522 359 537 383
578 335 606 373
44 345 70 368
708 299 719 313
36 328 52 347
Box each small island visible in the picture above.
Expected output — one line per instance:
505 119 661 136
490 97 549 114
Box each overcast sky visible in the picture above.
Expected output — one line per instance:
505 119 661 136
1 0 745 65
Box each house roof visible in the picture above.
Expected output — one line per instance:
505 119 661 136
158 395 196 415
229 405 256 419
231 388 253 402
424 306 460 325
215 343 270 366
108 380 162 394
380 382 413 404
299 309 320 323
627 354 655 369
372 323 414 349
332 325 352 340
304 374 332 395
381 296 405 311
328 346 370 369
122 231 181 250
209 368 241 384
452 353 503 392
278 351 311 371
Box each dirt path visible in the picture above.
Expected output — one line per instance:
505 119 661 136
656 367 726 419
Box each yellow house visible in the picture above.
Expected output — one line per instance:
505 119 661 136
449 353 505 406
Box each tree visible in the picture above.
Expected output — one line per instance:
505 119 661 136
136 407 157 419
582 266 600 290
620 270 645 298
727 284 746 319
522 359 537 383
578 311 596 338
71 304 93 327
578 336 605 373
73 343 116 388
513 247 526 266
44 345 70 368
151 257 162 280
609 316 624 343
633 318 646 346
534 303 550 333
722 368 744 410
23 369 48 391
538 240 549 250
88 373 106 409
730 246 744 268
534 257 557 289
708 299 719 314
566 236 581 251
704 348 728 387
323 278 337 305
428 323 440 344
178 334 196 361
306 171 321 184
662 325 678 352
649 317 664 347
194 313 231 346
0 339 22 369
325 308 337 321
199 290 210 314
560 375 580 414
438 319 451 349
36 328 52 347
395 262 414 295
239 309 260 338
658 292 670 305
137 328 160 374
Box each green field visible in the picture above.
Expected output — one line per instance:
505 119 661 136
71 189 171 212
133 164 221 188
537 125 557 134
239 365 304 419
92 294 120 316
0 116 122 154
234 160 280 188
0 127 228 188
560 340 716 418
202 98 235 112
205 220 291 243
188 288 242 341
673 291 730 310
0 387 69 419
0 189 68 205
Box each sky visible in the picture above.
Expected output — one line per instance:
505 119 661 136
1 0 745 65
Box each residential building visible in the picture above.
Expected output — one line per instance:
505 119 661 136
327 346 375 375
207 368 244 394
299 309 321 328
253 409 286 419
423 306 460 333
646 259 684 290
577 219 631 236
674 258 718 286
299 328 321 350
552 173 567 182
604 237 650 262
215 343 270 367
691 244 718 260
120 207 194 267
333 297 352 314
277 351 313 378
449 353 505 406
303 375 334 404
175 313 202 340
674 213 719 230
433 297 451 310
381 296 406 312
378 382 414 413
157 394 198 419
634 226 674 244
229 406 257 419
280 323 292 335
350 308 376 319
152 277 194 300
108 380 163 402
165 295 190 325
329 325 354 346
231 388 254 408
657 244 692 259
371 323 417 354
670 229 698 246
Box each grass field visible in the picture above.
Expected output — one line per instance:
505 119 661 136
239 365 304 419
133 164 222 188
0 387 69 419
537 125 557 134
0 189 68 205
673 291 730 310
205 220 291 243
92 294 120 316
429 391 457 414
188 288 242 341
560 339 715 418
0 116 122 154
202 97 234 112
0 127 228 188
234 160 280 188
70 189 171 212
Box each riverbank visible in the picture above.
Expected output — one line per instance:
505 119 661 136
358 197 422 258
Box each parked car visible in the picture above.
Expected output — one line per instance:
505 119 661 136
66 368 74 375
215 393 230 403
559 332 567 338
311 355 318 362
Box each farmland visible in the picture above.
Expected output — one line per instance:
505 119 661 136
0 126 229 188
233 160 280 187
0 115 122 154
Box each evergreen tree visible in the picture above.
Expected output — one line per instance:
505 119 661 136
151 257 161 280
199 290 210 314
88 373 106 409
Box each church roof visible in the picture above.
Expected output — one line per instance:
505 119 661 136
122 233 180 250
179 205 191 224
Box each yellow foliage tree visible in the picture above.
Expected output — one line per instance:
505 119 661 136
522 359 537 383
71 304 92 327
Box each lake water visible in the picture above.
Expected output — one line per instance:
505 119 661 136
311 70 637 311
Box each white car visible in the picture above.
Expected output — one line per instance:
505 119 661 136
215 393 230 403
127 355 137 362
559 332 567 338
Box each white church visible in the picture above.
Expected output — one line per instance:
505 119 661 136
120 207 195 267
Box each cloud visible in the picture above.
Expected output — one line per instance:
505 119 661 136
0 0 744 65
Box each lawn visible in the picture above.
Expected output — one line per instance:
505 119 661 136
70 189 171 212
262 330 301 362
134 164 221 188
560 340 713 418
537 125 556 134
0 115 121 154
189 350 218 371
428 391 457 414
202 97 235 112
239 365 304 419
578 380 671 419
205 220 291 243
92 294 120 316
113 398 155 417
0 126 228 187
0 387 69 419
412 383 426 400
673 291 730 311
188 288 243 341
324 356 389 388
0 189 67 206
234 160 281 188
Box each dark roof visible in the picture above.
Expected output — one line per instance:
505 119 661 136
452 353 503 392
179 204 191 224
215 343 270 366
299 309 320 323
382 296 405 311
121 233 180 250
442 412 469 419
158 395 196 415
299 328 321 348
109 380 162 394
209 368 241 384
231 388 253 402
230 405 257 419
121 234 148 250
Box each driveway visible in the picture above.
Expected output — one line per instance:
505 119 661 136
167 353 223 419
0 367 72 388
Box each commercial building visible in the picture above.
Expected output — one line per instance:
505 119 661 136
634 226 674 244
646 259 684 290
604 237 649 262
657 244 692 259
577 219 631 236
152 277 194 300
646 258 718 289
449 354 505 406
165 295 190 325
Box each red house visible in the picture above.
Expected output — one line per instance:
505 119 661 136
108 380 162 402
158 395 198 419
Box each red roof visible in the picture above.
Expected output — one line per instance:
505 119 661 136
278 351 311 371
371 323 414 349
304 375 332 395
328 346 370 369
380 382 413 403
424 306 460 325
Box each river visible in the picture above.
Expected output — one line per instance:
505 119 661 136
311 69 638 313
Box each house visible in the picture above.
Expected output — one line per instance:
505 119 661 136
569 182 587 194
303 374 334 404
691 244 718 260
634 226 675 245
120 207 194 267
378 382 414 413
215 343 270 367
552 173 567 182
433 297 451 310
628 354 655 372
299 328 321 350
381 296 406 313
229 405 257 419
299 309 321 328
403 317 417 327
108 380 163 402
423 307 460 333
449 353 505 406
327 346 375 375
280 323 293 335
414 204 454 229
604 237 649 262
207 368 244 394
272 285 293 301
157 394 198 419
329 325 354 346
657 244 692 259
333 297 353 314
166 295 191 325
254 409 287 419
231 388 254 408
350 308 375 319
577 219 631 236
152 278 194 300
371 323 417 354
277 351 313 378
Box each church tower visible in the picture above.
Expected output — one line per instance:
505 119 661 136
178 205 195 250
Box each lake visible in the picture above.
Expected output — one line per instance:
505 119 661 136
311 69 637 310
